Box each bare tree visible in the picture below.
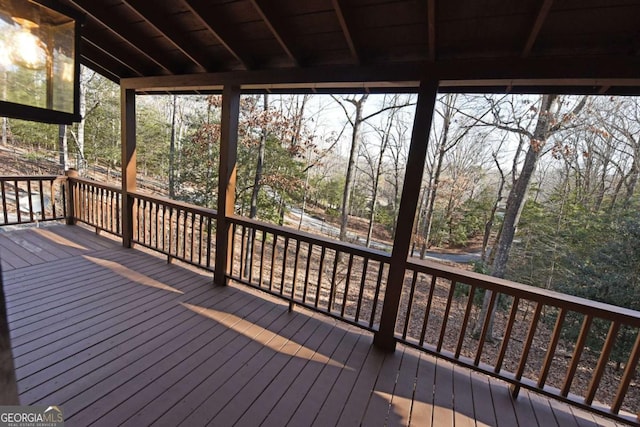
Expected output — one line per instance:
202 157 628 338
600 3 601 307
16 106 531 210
331 94 415 242
475 94 587 339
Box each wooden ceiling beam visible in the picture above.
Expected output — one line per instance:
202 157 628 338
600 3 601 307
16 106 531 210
427 0 436 61
332 0 360 64
121 0 212 72
183 0 253 70
80 54 121 83
82 36 145 77
522 0 554 57
63 0 175 74
249 0 300 67
120 56 640 94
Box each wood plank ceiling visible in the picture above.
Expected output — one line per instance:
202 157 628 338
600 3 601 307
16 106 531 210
56 0 640 94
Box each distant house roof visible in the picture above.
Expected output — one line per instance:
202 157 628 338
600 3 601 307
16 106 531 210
59 0 640 94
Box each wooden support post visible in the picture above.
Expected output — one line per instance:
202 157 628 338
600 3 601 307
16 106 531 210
121 88 137 248
64 168 78 225
214 85 240 286
373 78 439 352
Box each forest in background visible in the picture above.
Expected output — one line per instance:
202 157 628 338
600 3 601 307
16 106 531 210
2 67 640 327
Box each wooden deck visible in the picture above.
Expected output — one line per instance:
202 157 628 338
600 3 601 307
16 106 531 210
0 224 626 427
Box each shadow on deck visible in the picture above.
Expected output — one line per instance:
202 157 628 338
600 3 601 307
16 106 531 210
0 224 624 426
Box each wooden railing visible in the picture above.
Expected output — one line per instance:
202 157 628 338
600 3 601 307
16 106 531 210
227 215 390 330
1 175 638 424
398 259 640 424
68 178 217 271
130 190 216 270
0 176 67 226
72 177 122 236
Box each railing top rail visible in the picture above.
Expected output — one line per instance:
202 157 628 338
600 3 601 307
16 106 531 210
129 190 218 217
408 257 640 326
229 214 391 263
69 176 120 192
0 175 64 181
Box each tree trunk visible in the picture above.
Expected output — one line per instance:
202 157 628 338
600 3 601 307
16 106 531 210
169 95 177 198
76 69 86 173
58 125 69 172
339 95 368 242
475 94 558 340
366 156 383 247
421 145 447 257
244 94 268 277
482 155 505 262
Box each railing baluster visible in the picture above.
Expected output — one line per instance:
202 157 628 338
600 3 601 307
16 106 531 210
269 233 277 291
190 212 196 262
537 307 566 387
303 243 313 303
419 275 438 346
315 247 326 308
455 284 477 358
49 179 57 219
369 262 385 329
229 222 237 275
258 229 265 286
402 271 419 340
182 209 187 258
206 216 213 269
100 188 104 229
27 180 34 222
116 190 120 234
198 215 204 266
511 302 542 398
341 254 354 318
1 181 7 224
168 207 174 262
153 201 157 247
239 224 246 278
437 281 458 352
612 330 640 413
139 195 143 241
38 180 45 220
495 296 520 373
561 315 593 397
329 250 339 313
474 290 498 366
354 257 369 324
59 179 65 219
292 240 301 298
13 180 20 223
280 236 289 296
585 321 620 405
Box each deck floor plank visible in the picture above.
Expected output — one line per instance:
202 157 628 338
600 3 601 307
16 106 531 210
310 334 375 426
511 389 541 427
387 346 421 426
527 390 560 427
453 363 476 427
432 357 455 427
472 369 497 427
138 306 297 426
285 326 362 426
259 324 351 426
360 347 405 426
0 224 621 427
179 310 315 426
70 293 278 425
332 340 387 426
489 377 519 427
